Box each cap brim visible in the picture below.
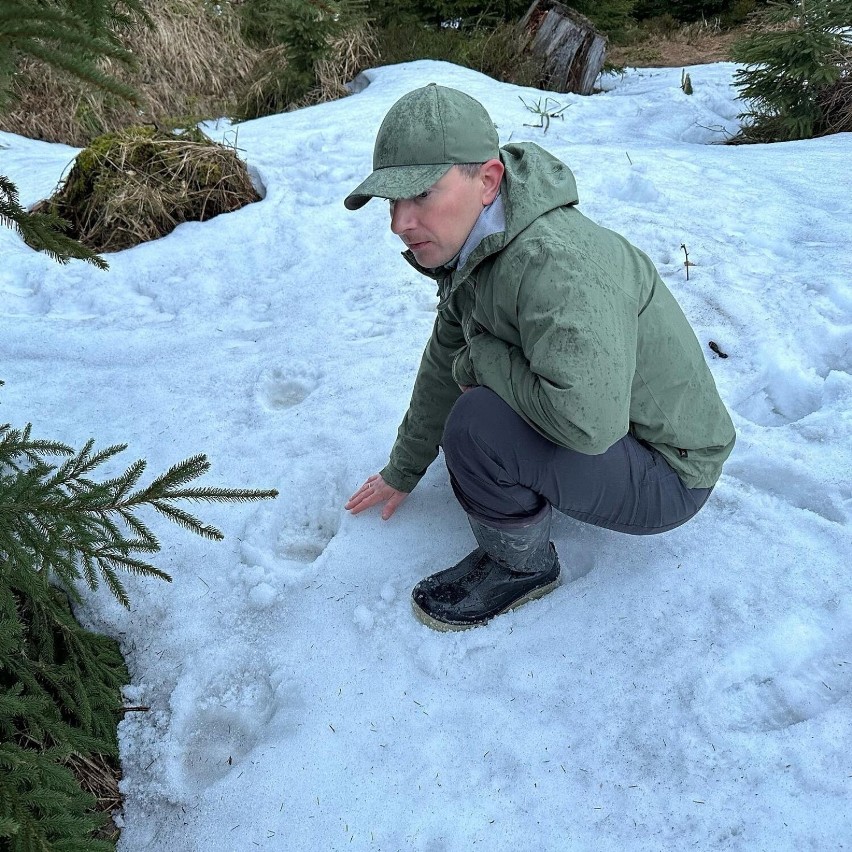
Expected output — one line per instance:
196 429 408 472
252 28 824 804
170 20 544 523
344 163 452 210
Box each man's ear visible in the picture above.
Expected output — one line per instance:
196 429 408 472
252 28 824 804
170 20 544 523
480 158 504 205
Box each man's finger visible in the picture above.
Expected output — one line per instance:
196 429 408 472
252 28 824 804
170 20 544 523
348 490 377 510
345 474 405 518
346 478 377 506
345 490 371 511
346 483 390 514
380 491 406 520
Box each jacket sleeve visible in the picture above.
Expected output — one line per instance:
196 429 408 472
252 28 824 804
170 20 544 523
468 247 637 454
381 310 465 492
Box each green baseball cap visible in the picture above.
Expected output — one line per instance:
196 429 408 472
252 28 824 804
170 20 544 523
344 83 499 211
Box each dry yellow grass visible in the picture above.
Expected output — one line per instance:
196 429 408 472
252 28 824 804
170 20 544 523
32 126 261 252
0 0 261 146
607 21 742 68
819 73 852 135
1 0 379 144
311 22 379 105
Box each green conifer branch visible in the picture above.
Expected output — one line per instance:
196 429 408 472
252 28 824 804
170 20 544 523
0 422 277 606
1 176 110 269
0 743 113 851
137 452 212 493
10 36 137 102
148 500 224 540
0 420 73 461
156 486 283 503
116 508 158 549
2 575 129 744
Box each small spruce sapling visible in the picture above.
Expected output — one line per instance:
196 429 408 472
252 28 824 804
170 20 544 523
732 0 852 141
238 0 367 111
0 388 277 849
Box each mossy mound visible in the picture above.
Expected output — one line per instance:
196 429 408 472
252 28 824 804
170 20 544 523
35 125 261 253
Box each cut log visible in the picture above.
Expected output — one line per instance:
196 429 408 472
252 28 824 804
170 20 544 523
517 1 607 96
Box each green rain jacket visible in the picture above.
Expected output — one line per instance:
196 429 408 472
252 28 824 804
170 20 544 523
380 142 735 493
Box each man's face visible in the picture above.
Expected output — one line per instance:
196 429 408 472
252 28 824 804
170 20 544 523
389 166 487 269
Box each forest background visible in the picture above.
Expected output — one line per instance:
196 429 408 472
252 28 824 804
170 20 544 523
0 0 794 148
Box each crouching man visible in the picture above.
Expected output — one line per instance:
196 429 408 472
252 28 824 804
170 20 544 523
344 83 735 631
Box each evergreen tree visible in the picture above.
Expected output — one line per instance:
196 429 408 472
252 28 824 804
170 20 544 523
0 742 115 851
634 0 749 22
570 0 637 35
367 0 530 29
1 578 126 851
732 0 852 141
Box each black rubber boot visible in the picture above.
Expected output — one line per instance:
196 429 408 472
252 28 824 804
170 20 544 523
411 507 561 631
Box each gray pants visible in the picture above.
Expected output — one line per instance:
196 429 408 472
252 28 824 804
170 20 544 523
442 387 711 534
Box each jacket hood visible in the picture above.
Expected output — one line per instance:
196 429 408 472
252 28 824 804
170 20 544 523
498 142 579 242
402 142 579 281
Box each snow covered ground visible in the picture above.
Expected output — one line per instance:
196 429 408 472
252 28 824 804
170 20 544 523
1 60 850 851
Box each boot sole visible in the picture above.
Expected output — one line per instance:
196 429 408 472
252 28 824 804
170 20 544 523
411 576 561 632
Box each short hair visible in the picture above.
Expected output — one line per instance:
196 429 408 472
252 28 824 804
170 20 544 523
455 162 485 179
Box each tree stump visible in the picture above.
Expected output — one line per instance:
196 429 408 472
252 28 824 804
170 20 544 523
517 1 607 96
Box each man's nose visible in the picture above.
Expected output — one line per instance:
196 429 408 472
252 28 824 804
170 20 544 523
390 200 414 235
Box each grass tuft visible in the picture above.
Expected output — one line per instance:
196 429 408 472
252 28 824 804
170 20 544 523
30 126 261 253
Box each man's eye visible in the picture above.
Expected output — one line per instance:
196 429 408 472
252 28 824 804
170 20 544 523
415 191 429 200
